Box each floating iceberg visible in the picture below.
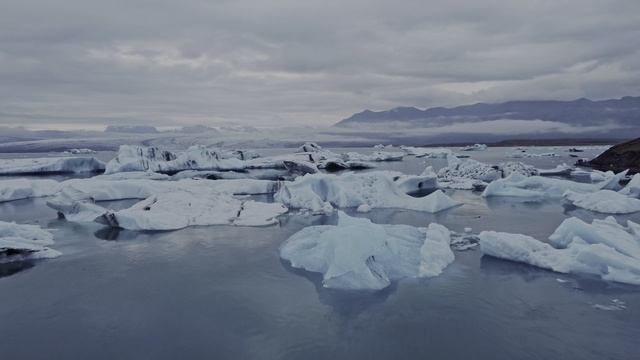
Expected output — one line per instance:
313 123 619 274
401 146 454 158
479 217 640 285
0 179 61 202
620 174 640 198
274 172 461 214
97 189 288 230
344 151 404 162
48 178 286 229
437 155 501 183
280 212 454 290
105 145 244 174
482 170 627 199
498 162 539 177
461 144 487 151
563 190 640 214
0 221 60 263
0 157 105 175
538 164 573 177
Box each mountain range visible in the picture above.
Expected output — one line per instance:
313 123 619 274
335 96 640 129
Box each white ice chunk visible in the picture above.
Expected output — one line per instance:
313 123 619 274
98 189 287 230
0 157 105 175
483 173 602 199
280 212 454 290
563 190 640 214
460 144 487 151
0 179 61 202
275 171 461 214
620 173 640 198
479 217 640 285
105 145 244 174
0 221 60 263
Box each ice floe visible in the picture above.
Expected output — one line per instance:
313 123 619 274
0 221 60 263
620 173 640 198
274 171 461 214
460 143 487 151
105 145 244 174
0 157 105 175
401 146 454 158
47 178 286 229
280 212 454 290
479 217 640 285
0 179 61 202
563 190 640 214
97 189 288 230
482 170 628 199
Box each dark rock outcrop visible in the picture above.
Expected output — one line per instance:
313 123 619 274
585 138 640 173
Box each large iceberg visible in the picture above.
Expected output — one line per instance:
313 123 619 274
0 157 105 175
105 145 245 174
274 171 461 214
563 190 640 214
97 189 288 230
47 178 286 230
0 221 60 263
280 212 454 290
479 217 640 285
482 171 627 199
0 179 61 202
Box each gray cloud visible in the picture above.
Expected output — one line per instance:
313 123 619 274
1 0 639 129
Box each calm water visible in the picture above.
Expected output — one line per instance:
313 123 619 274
1 146 639 360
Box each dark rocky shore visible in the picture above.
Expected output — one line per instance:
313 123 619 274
582 138 640 173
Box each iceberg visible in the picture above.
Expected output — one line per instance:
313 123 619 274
563 190 640 214
105 145 245 174
479 217 640 285
461 144 487 151
437 155 501 183
344 151 404 162
0 157 105 175
0 179 61 202
620 173 640 198
280 212 454 290
48 178 286 229
0 221 60 263
482 170 628 199
498 162 539 177
97 189 288 230
274 171 461 214
401 146 454 158
538 164 573 177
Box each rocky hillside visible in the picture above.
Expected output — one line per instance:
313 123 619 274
586 138 640 173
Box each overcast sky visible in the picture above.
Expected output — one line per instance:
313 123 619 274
1 0 639 129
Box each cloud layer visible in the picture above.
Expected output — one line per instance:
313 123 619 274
1 0 639 129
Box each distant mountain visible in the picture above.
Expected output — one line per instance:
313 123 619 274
105 125 158 133
335 96 640 128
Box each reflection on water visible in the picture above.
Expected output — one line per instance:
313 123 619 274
0 260 35 279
